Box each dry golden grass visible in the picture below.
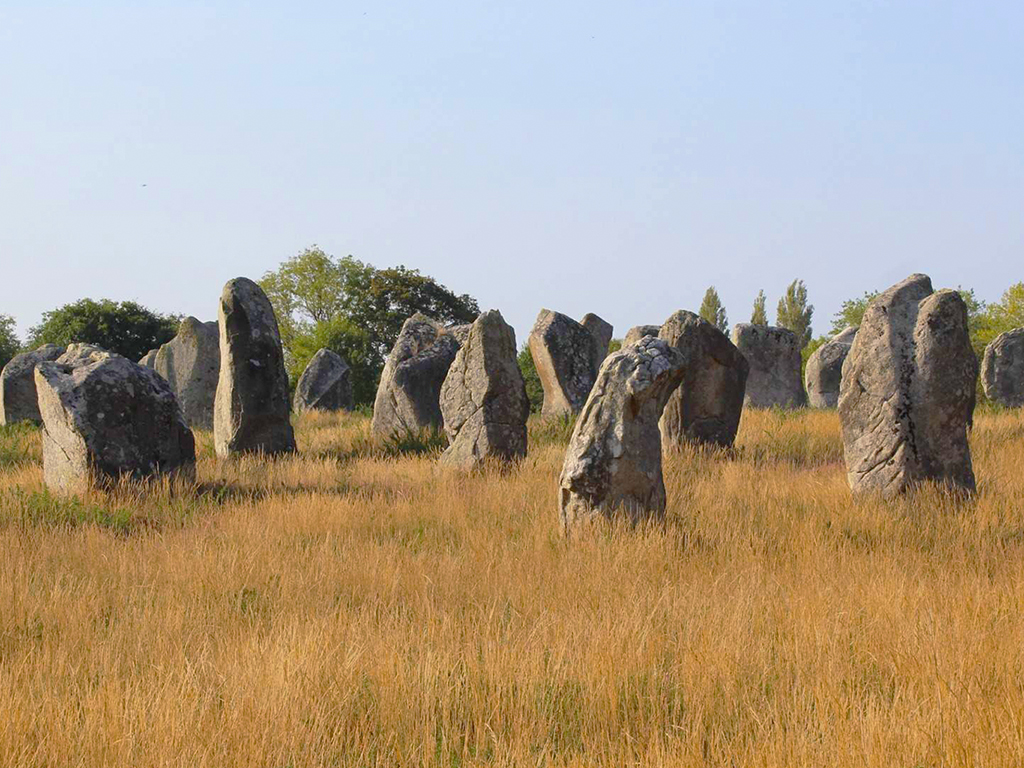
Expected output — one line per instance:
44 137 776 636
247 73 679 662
2 407 1024 766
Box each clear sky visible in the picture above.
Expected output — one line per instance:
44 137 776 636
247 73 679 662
2 1 1021 346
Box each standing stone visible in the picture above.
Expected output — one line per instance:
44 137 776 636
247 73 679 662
439 310 529 469
528 309 599 417
0 344 65 425
658 311 748 448
580 313 614 371
294 349 353 413
139 350 158 368
805 326 858 409
731 324 807 409
34 350 195 494
371 313 462 438
981 328 1024 408
558 337 686 534
839 274 977 496
214 277 296 457
153 317 220 430
624 325 661 346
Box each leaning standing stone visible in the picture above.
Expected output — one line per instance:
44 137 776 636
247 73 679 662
294 349 353 413
34 350 195 494
731 324 806 409
0 344 65 425
371 313 462 438
580 313 613 371
981 328 1024 408
839 274 977 495
558 336 686 534
805 326 858 409
214 277 296 457
153 317 220 430
528 309 599 417
658 311 748 448
439 310 529 469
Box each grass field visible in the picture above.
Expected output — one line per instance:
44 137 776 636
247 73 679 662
2 408 1024 767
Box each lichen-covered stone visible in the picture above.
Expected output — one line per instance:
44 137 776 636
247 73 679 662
981 328 1024 408
139 349 158 368
805 326 858 409
839 274 977 496
528 309 599 417
0 344 65 425
294 349 352 413
658 311 748 448
558 336 686 533
34 350 195 494
214 277 296 457
624 325 661 346
731 324 806 409
153 317 220 430
439 310 529 469
580 313 613 371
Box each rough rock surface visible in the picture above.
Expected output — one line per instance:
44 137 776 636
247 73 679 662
838 274 978 495
580 313 614 371
658 311 748 448
805 326 858 409
34 350 195 494
624 325 661 347
981 328 1024 408
139 350 158 368
153 317 220 430
439 310 529 469
528 309 599 417
371 313 462 438
558 336 686 533
59 344 110 368
731 324 807 409
0 344 65 425
214 278 296 457
294 349 353 413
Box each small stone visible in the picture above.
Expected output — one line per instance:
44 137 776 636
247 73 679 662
981 328 1024 408
805 326 857 409
294 349 353 413
0 344 65 425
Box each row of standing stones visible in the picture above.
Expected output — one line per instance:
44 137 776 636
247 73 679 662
0 272 1020 532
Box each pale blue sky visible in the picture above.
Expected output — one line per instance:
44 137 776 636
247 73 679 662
2 1 1021 345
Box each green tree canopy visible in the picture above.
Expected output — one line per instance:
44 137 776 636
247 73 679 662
699 286 728 332
517 343 544 414
750 290 768 325
829 290 878 336
28 299 178 361
776 279 814 348
0 315 20 371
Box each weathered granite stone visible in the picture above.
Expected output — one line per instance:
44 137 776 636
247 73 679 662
528 309 599 417
439 310 529 469
838 274 977 496
624 325 661 347
0 344 65 425
371 313 462 438
558 336 686 534
153 317 220 430
805 326 858 409
580 313 613 371
59 344 110 368
294 349 352 413
658 311 748 448
34 350 195 494
139 350 158 368
981 328 1024 408
213 277 296 457
731 324 807 409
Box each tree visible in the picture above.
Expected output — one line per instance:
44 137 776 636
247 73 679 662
259 246 347 349
517 344 544 414
0 314 20 371
28 299 178 361
973 282 1024 362
750 290 768 325
699 286 728 332
830 291 878 336
776 279 814 348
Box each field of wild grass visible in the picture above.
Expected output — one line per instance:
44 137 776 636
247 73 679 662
2 407 1024 766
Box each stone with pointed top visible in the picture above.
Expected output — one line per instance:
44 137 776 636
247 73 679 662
294 349 353 413
152 317 220 430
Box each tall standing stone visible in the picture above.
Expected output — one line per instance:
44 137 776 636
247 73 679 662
371 313 462 439
624 325 661 346
139 350 158 369
294 349 353 413
558 337 686 534
731 324 807 409
35 349 195 494
580 313 614 371
981 328 1024 408
0 344 65 425
528 309 599 418
805 326 858 409
153 317 220 430
658 311 748 448
839 274 977 496
439 310 529 469
214 277 295 458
